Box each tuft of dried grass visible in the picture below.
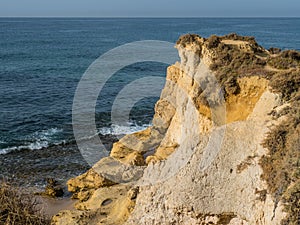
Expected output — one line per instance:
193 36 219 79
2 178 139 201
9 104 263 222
0 181 51 225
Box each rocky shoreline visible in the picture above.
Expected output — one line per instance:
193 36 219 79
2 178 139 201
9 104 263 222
4 33 299 225
0 134 117 191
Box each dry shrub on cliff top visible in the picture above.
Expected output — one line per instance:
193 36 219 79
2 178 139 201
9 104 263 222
206 35 268 97
206 35 221 49
221 33 257 44
269 69 300 101
176 33 202 47
209 42 266 73
0 182 50 225
267 50 300 70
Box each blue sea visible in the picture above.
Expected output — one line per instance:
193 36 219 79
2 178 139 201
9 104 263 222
0 18 300 187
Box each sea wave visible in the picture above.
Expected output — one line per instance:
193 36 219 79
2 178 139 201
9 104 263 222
0 123 151 155
0 128 64 155
98 123 151 136
75 122 151 143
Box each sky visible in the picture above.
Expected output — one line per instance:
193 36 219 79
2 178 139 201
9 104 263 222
0 0 299 17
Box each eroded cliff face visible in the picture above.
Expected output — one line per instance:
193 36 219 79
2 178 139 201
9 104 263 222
52 34 300 225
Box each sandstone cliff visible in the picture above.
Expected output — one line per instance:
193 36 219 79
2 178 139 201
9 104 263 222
52 34 300 225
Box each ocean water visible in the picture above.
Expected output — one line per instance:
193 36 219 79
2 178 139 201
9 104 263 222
0 18 300 187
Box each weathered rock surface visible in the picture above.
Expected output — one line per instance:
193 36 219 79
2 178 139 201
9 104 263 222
42 178 64 198
126 90 285 225
52 34 300 225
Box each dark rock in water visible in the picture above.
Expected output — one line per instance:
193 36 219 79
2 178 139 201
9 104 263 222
43 178 64 198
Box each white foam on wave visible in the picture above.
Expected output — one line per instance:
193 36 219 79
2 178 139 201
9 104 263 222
0 148 13 155
98 123 151 136
0 128 64 155
0 124 150 155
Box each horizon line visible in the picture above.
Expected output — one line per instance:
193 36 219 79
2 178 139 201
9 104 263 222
0 16 299 19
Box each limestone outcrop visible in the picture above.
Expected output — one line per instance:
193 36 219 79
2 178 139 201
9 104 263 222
52 34 300 225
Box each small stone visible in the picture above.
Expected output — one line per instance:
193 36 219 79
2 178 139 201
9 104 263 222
127 187 139 200
43 178 64 198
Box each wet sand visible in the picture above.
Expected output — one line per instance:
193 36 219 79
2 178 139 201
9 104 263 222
37 196 76 217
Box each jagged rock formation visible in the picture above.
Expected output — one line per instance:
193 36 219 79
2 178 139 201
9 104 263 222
52 34 300 225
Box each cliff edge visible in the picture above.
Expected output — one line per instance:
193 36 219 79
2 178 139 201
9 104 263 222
52 34 300 225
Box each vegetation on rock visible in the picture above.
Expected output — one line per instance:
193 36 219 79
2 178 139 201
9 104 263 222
0 182 50 225
261 94 300 224
268 50 300 70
